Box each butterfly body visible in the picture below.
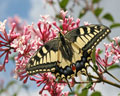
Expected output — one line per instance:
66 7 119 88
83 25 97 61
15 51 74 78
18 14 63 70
26 24 111 79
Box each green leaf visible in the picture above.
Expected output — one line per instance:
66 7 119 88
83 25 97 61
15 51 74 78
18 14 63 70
108 64 120 70
68 92 76 96
78 89 88 96
103 13 114 22
91 49 103 70
83 82 93 90
59 0 69 10
91 91 102 96
13 93 17 96
91 49 98 70
79 8 87 18
91 48 96 64
0 89 7 94
94 8 103 17
110 23 120 29
75 84 81 92
118 93 120 96
92 0 101 4
98 50 103 54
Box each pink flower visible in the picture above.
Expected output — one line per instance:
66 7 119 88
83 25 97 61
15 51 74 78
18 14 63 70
29 73 67 95
95 36 120 72
0 10 83 95
53 10 80 34
8 16 26 34
0 20 19 71
14 11 81 95
30 16 57 44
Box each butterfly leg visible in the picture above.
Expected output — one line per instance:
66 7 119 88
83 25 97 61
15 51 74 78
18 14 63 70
66 78 73 92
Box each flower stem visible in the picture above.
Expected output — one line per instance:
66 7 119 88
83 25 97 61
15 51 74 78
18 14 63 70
89 74 120 88
97 61 120 82
105 70 120 82
75 80 101 84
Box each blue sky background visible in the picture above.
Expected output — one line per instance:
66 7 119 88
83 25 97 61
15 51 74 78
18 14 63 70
0 0 30 20
0 1 51 96
0 0 120 96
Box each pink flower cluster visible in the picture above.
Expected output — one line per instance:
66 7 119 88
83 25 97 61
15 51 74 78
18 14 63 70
0 11 80 95
0 19 19 71
30 72 69 96
96 36 120 72
53 10 80 34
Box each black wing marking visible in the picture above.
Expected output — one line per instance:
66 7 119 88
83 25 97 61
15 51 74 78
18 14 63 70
65 24 111 52
26 38 60 75
26 24 111 78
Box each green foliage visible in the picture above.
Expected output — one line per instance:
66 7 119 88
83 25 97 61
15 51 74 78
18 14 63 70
83 82 93 90
92 0 101 4
108 64 120 70
94 8 103 17
0 88 6 94
103 13 114 22
75 84 81 92
91 48 96 64
110 23 120 29
90 91 102 96
118 93 120 96
13 93 17 96
68 92 76 96
59 0 69 10
91 49 103 71
78 89 88 96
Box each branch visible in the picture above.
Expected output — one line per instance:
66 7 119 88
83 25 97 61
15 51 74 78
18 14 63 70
89 74 120 88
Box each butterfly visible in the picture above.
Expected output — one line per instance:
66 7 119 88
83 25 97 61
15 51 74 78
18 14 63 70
26 24 111 79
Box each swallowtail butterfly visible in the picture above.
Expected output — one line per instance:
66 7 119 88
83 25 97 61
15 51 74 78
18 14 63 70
26 24 111 79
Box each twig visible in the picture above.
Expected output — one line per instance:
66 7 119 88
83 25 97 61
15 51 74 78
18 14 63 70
89 74 120 88
105 70 120 82
96 60 120 82
75 80 100 84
